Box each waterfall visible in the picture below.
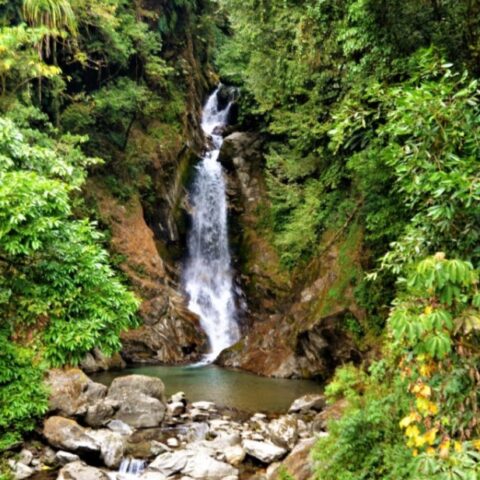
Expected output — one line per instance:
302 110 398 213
183 86 240 362
118 458 145 477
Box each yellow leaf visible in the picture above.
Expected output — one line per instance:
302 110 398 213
454 441 462 453
406 425 420 438
423 428 437 446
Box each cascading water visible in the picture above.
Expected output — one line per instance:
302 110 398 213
118 458 145 477
183 86 240 362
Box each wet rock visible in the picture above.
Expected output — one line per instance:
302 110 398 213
289 394 326 413
107 420 134 436
168 402 185 416
224 445 246 466
170 392 186 404
243 440 287 464
191 401 216 411
182 451 238 479
149 451 189 476
85 399 118 428
266 438 316 480
89 429 125 468
46 369 107 417
166 438 179 448
149 449 238 479
138 473 167 480
106 375 166 428
7 460 34 480
55 450 81 465
57 461 109 480
268 415 298 449
43 417 99 456
189 408 210 422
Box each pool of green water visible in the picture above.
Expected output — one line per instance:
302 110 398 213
91 364 323 413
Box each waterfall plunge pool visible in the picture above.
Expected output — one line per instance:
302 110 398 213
91 364 323 413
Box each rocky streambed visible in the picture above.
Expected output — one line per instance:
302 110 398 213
7 369 333 480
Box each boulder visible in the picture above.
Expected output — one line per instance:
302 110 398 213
224 445 246 466
149 450 238 479
89 429 125 468
243 440 287 464
46 369 107 417
7 460 34 480
288 394 325 413
266 438 316 480
81 348 126 373
268 415 298 449
57 461 109 480
170 392 186 404
107 420 133 435
43 417 99 456
85 399 118 427
106 375 166 428
168 402 185 416
182 452 238 479
55 451 81 465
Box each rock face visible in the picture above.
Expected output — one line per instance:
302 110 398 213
81 348 126 374
88 184 207 365
216 132 365 378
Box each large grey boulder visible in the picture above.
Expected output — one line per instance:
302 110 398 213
44 417 99 455
89 429 125 469
149 450 238 479
268 415 298 449
57 461 109 480
46 369 107 417
266 438 316 480
288 394 326 413
243 440 287 464
44 417 125 468
106 375 166 428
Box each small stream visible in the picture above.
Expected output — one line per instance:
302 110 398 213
91 364 322 413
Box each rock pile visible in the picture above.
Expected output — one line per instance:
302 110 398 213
10 369 327 480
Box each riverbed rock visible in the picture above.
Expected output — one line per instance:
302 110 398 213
289 394 326 413
149 450 238 479
106 375 166 428
243 440 287 464
266 438 316 480
57 461 109 480
223 445 246 466
46 369 107 417
268 415 298 449
55 450 81 465
7 460 34 480
170 392 186 404
168 402 185 416
85 399 118 427
43 417 99 456
89 429 125 468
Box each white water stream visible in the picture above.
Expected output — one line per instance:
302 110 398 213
183 87 240 362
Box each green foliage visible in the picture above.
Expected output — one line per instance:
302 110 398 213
0 331 48 451
0 112 139 447
313 363 414 480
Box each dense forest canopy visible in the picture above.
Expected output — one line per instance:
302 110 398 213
0 0 479 479
215 0 480 478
